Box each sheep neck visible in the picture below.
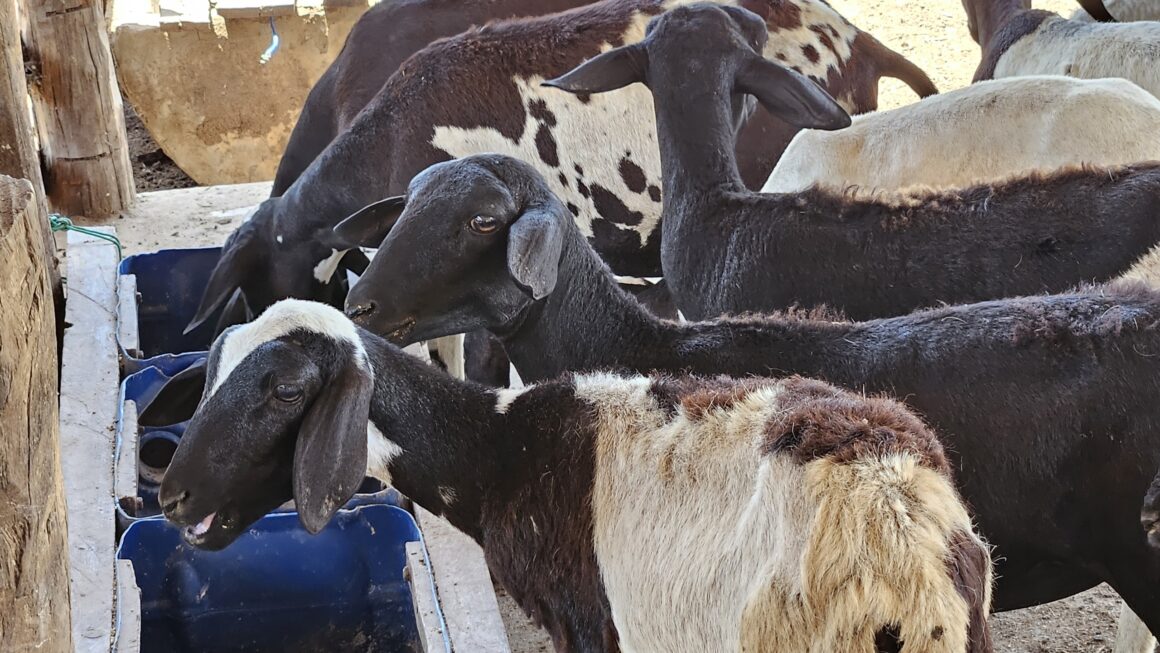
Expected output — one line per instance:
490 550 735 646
651 76 749 202
280 107 400 249
497 230 673 382
362 336 499 539
971 0 1031 50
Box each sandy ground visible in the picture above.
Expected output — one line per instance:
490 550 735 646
114 0 1151 651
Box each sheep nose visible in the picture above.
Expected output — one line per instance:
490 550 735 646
159 489 190 518
345 301 377 323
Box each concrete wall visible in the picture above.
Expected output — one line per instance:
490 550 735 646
109 0 372 185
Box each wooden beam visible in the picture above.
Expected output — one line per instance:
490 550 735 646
23 0 136 220
415 506 512 653
0 0 61 316
59 227 121 653
0 174 72 651
406 541 449 653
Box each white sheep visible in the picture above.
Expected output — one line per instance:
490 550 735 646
761 75 1160 194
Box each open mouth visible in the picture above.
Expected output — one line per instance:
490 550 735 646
385 318 416 343
182 507 237 548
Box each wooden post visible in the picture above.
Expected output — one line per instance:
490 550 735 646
0 0 63 320
22 0 135 220
0 174 72 652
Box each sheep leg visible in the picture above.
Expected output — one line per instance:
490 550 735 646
1108 564 1160 653
1114 604 1157 653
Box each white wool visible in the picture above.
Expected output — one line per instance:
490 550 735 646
366 422 404 484
208 299 368 398
569 373 987 652
763 75 1160 195
1070 0 1160 22
995 16 1160 103
312 248 347 283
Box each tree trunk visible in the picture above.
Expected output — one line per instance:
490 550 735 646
22 0 135 220
0 0 63 327
0 173 71 652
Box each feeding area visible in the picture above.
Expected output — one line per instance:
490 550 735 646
4 0 1160 652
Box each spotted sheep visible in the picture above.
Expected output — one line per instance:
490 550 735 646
185 0 937 341
761 75 1160 195
151 299 993 652
333 151 1160 647
964 0 1160 100
269 0 594 198
541 3 1160 324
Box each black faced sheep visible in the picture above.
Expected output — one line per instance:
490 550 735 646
184 0 935 334
544 3 1160 323
152 299 992 652
333 153 1160 641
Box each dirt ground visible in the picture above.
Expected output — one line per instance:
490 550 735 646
119 0 1148 651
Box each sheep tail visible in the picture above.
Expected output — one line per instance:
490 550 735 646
868 36 939 99
800 455 992 652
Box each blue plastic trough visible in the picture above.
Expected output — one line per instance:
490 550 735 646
118 247 224 372
117 505 427 653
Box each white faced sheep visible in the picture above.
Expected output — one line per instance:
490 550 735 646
334 153 1160 648
964 0 1160 97
151 299 993 652
760 75 1160 195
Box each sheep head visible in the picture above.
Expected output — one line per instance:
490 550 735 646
156 300 374 549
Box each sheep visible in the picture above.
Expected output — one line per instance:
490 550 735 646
269 0 594 197
543 3 1160 324
183 0 937 335
963 0 1160 95
1071 0 1160 22
333 152 1160 641
150 298 993 652
760 75 1160 195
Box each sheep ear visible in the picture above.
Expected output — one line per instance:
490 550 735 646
506 204 566 300
292 358 373 534
138 359 208 427
735 57 851 131
1076 0 1114 21
333 196 406 249
340 248 371 276
186 226 262 335
213 289 253 335
542 44 647 94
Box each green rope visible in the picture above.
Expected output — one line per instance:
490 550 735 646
49 213 122 259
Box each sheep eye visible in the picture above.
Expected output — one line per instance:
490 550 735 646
469 215 499 234
273 384 303 403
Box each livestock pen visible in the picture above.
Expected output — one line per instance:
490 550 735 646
2 0 1158 651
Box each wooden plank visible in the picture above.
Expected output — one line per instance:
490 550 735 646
415 506 511 653
113 559 142 653
59 227 121 653
214 0 294 19
406 541 449 653
24 0 136 220
117 273 140 358
114 399 140 514
0 174 72 651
